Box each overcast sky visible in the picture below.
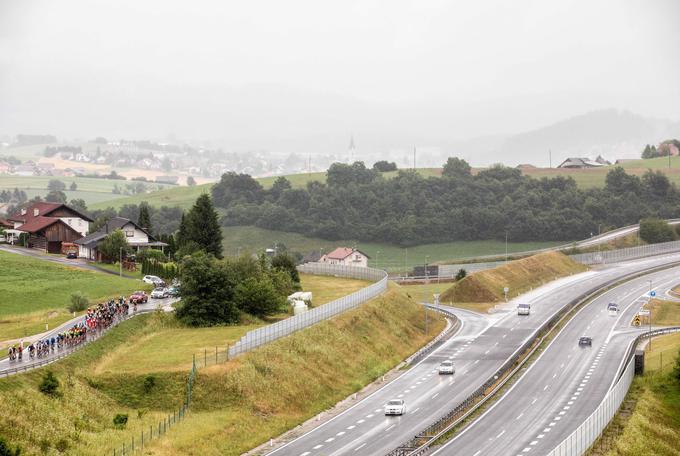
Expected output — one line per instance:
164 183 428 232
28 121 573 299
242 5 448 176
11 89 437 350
1 0 679 151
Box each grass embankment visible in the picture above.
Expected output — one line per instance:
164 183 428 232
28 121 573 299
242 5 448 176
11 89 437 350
440 252 587 313
0 250 150 343
93 262 144 279
399 282 454 304
645 299 680 327
138 283 444 456
586 332 680 456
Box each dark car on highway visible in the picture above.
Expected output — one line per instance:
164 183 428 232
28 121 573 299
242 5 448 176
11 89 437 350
578 336 592 347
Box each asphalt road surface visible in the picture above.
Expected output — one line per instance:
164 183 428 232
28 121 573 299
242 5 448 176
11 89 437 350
432 265 680 456
268 253 680 456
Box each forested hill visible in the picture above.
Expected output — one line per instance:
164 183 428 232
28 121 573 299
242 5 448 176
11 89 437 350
211 159 680 246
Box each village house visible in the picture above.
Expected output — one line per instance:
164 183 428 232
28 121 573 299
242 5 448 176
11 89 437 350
320 247 370 267
75 217 166 261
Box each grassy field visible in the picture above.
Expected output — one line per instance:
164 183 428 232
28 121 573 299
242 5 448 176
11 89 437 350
440 252 587 313
0 175 174 206
586 332 680 456
0 281 443 455
299 273 371 306
221 225 564 271
0 250 149 342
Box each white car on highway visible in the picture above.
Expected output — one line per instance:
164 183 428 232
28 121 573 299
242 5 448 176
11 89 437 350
438 360 455 375
384 399 405 416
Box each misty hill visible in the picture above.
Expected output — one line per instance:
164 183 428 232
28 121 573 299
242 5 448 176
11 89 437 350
487 109 680 167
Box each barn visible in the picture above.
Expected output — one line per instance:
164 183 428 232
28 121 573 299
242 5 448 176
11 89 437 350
16 216 84 253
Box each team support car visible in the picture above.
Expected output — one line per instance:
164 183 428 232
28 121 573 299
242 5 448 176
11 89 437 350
129 290 148 304
151 287 168 299
384 399 406 416
142 275 162 285
166 285 181 297
438 360 455 375
578 336 593 347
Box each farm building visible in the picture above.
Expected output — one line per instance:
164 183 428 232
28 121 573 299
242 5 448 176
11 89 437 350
8 202 93 253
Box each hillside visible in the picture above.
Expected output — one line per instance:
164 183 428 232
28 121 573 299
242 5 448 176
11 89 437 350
440 252 587 307
489 109 680 166
0 283 444 455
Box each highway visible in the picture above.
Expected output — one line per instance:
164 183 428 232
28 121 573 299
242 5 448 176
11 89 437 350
432 265 680 456
267 253 680 456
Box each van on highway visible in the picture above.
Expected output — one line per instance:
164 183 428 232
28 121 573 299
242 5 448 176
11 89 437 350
517 303 530 316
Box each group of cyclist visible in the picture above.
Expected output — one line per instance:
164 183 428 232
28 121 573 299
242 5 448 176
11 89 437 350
7 296 134 363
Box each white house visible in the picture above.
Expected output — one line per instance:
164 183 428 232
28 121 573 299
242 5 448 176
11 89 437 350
74 217 166 260
320 247 370 267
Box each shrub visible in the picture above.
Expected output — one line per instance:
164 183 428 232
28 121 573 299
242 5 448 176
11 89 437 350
640 218 675 244
0 437 21 456
137 249 167 263
113 414 128 428
55 438 69 452
68 291 89 313
673 349 680 384
39 371 60 397
143 375 156 393
455 269 467 281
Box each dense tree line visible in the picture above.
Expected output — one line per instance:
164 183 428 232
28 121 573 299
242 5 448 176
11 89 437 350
641 140 680 159
211 160 680 245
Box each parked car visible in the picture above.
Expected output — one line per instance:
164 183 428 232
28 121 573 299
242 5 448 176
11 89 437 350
578 336 592 347
517 303 531 316
384 399 406 416
129 291 148 304
152 279 166 288
66 251 78 259
166 286 181 297
151 287 168 299
142 275 162 285
607 302 618 313
438 360 455 375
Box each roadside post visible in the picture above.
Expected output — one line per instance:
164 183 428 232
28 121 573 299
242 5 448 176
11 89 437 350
503 287 509 302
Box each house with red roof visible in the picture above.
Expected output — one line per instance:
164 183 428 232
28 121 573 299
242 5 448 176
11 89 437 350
8 202 92 253
320 247 370 268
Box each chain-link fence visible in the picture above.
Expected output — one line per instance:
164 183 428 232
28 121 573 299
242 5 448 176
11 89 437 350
545 326 680 456
228 263 387 358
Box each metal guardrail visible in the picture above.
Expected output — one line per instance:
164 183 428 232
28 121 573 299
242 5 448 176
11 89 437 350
403 305 460 366
546 326 680 456
384 261 680 456
228 263 388 358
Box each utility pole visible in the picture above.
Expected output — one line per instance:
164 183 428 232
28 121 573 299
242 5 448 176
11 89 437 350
549 149 552 168
648 280 653 351
413 146 416 170
119 246 123 277
505 231 508 263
